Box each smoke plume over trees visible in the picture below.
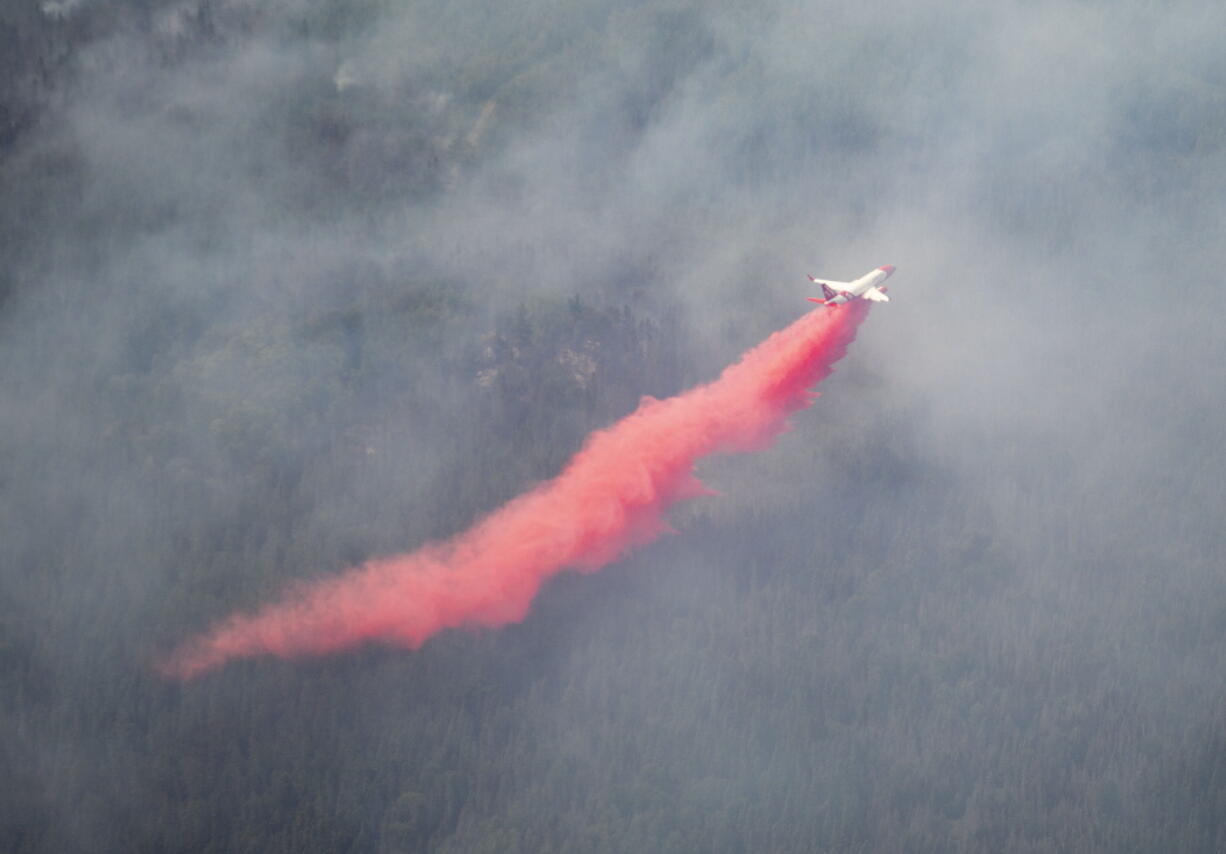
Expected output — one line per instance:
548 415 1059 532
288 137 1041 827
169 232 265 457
1 0 1224 851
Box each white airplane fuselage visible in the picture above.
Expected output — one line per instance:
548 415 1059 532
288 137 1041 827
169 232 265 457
807 265 896 306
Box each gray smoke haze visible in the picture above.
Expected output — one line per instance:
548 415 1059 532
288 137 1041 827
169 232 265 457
2 0 1225 850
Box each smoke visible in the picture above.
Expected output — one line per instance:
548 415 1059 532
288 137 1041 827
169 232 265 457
159 301 870 679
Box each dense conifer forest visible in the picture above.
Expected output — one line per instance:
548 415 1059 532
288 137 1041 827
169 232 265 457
2 1 1225 851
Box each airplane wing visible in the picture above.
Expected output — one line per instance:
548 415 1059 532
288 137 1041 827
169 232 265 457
807 276 852 289
808 276 853 303
863 287 890 302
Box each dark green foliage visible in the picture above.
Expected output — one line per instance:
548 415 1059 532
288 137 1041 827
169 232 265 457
2 270 1223 851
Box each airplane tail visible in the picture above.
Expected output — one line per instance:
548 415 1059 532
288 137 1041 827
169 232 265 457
806 275 830 305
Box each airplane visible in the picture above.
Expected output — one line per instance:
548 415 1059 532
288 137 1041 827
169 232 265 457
807 265 896 306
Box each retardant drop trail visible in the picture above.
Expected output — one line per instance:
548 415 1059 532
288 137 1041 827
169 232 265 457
159 301 871 679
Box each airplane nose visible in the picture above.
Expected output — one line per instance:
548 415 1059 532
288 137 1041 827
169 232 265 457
879 265 896 276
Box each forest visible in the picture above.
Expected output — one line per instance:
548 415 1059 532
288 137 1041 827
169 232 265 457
2 0 1225 851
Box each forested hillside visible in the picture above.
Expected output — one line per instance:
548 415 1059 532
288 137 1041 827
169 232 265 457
2 0 1225 851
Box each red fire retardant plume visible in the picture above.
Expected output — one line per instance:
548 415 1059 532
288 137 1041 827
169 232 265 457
159 301 870 679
